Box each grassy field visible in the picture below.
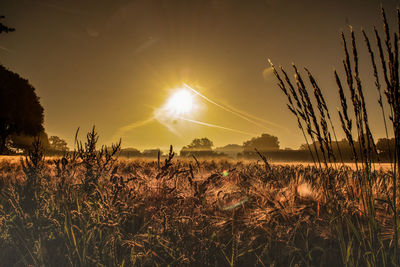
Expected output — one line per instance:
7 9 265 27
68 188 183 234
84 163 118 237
1 6 400 267
0 142 398 266
0 155 393 170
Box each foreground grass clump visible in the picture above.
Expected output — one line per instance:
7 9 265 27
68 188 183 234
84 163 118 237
0 131 397 266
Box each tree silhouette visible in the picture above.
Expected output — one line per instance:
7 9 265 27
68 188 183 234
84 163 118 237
49 136 69 152
186 138 214 149
118 147 142 158
376 137 395 161
0 65 44 154
180 137 220 157
243 133 279 152
0 16 15 34
142 149 163 157
215 144 243 157
10 131 50 153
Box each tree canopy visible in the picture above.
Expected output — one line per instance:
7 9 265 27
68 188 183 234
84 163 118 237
243 133 280 152
185 138 214 150
376 137 395 161
49 136 69 152
180 137 220 157
10 132 50 153
0 65 44 154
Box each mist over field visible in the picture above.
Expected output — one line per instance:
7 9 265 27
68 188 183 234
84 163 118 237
1 1 400 266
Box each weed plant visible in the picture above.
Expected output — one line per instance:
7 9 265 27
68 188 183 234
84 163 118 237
0 128 396 266
0 7 400 267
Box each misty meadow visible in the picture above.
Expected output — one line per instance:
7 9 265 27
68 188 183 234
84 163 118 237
1 1 400 266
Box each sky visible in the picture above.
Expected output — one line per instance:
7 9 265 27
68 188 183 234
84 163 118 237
0 0 399 151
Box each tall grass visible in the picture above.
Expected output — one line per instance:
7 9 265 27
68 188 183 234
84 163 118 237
270 7 400 266
1 135 396 266
0 6 400 267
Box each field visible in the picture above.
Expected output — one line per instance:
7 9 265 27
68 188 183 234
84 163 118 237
0 142 398 266
1 5 400 267
0 155 393 170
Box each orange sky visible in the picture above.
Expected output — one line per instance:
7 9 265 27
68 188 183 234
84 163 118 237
0 0 398 151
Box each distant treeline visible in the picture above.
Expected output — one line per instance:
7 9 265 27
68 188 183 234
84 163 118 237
179 136 396 163
117 148 165 158
5 132 396 163
6 132 69 156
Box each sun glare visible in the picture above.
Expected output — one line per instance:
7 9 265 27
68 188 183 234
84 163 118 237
165 89 194 116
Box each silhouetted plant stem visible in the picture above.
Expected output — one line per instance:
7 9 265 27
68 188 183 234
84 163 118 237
293 65 325 168
269 61 317 165
363 29 392 164
306 68 342 166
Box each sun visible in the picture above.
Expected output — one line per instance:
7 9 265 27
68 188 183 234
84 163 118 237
165 89 194 116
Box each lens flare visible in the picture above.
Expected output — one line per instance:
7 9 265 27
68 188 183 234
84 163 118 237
183 83 285 131
178 117 256 136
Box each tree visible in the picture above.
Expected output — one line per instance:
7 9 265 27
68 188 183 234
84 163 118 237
215 144 243 158
186 138 214 150
243 133 279 152
376 138 395 161
180 137 219 157
376 138 395 153
10 131 50 153
0 65 44 154
0 16 15 34
142 149 163 157
118 147 142 158
49 136 69 152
